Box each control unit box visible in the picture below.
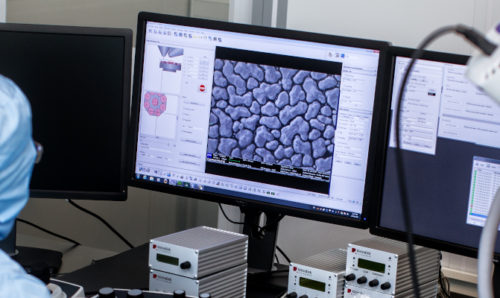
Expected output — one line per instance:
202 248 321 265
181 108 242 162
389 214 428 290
287 248 347 298
150 263 247 297
344 279 438 298
345 237 440 297
149 226 248 279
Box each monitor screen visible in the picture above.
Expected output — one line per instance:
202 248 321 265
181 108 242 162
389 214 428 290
129 13 389 228
371 47 500 257
0 24 132 200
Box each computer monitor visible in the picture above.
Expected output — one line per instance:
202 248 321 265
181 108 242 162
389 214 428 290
371 46 500 259
0 23 132 271
129 12 390 270
0 23 132 200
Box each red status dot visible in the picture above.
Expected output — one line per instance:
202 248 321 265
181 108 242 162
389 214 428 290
199 84 206 92
293 266 297 271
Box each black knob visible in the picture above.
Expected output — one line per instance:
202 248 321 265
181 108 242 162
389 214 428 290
345 273 356 281
199 293 211 298
369 279 379 287
174 289 186 298
180 261 191 269
381 282 391 290
98 287 115 298
357 276 367 284
286 292 298 298
127 289 144 298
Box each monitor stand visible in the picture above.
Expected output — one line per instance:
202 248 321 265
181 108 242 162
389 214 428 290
241 207 288 298
0 222 62 276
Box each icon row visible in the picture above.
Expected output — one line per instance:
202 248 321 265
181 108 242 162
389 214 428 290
136 172 277 197
148 28 223 42
312 206 352 217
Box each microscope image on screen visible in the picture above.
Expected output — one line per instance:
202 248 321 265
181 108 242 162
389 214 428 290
205 47 341 195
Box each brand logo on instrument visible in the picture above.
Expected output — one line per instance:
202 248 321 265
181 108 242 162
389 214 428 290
297 267 312 275
157 275 172 283
157 245 171 253
356 249 371 257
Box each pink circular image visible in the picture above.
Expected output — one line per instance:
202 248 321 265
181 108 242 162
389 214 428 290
144 91 167 116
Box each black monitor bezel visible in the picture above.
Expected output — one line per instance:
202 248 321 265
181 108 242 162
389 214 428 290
369 46 499 259
0 23 133 200
128 12 391 228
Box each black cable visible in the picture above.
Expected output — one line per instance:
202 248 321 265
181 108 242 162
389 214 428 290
249 268 289 277
443 274 450 297
218 203 244 225
275 253 280 265
395 25 460 298
395 23 497 298
257 213 285 238
436 252 450 298
66 199 134 249
218 203 284 236
455 25 497 55
438 268 451 298
261 214 284 231
218 203 291 265
276 244 291 264
17 218 80 246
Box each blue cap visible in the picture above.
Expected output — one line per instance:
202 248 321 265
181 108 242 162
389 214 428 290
0 75 36 240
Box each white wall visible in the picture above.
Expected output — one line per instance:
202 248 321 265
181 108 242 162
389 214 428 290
287 0 499 55
0 0 5 22
190 0 229 21
229 0 252 24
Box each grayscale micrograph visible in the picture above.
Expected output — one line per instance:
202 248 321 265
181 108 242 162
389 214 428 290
208 59 341 176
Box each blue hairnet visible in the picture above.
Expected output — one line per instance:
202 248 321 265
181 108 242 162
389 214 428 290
0 75 36 240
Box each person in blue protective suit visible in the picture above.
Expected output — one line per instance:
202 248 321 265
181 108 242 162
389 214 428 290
0 74 50 297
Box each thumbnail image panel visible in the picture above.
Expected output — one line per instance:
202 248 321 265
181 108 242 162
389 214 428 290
142 44 184 94
140 92 179 139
